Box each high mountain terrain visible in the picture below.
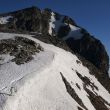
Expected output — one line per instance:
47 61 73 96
0 6 109 110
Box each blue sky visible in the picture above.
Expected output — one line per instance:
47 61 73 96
0 0 110 57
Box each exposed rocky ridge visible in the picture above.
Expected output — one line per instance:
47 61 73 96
0 36 43 65
32 34 72 52
0 6 109 76
76 53 110 93
61 72 110 110
66 34 109 75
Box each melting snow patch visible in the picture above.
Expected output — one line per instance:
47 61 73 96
49 12 65 35
0 16 13 24
49 12 83 40
0 54 15 65
49 12 56 35
63 24 83 40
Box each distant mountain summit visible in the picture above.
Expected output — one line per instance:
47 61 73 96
0 6 110 110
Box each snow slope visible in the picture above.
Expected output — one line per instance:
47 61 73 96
0 16 12 24
0 33 110 110
49 12 83 40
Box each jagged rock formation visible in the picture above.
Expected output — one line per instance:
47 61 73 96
0 6 109 76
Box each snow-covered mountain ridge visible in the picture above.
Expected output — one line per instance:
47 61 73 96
0 32 110 110
0 6 109 110
0 6 109 75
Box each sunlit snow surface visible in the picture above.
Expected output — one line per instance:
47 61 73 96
0 33 109 110
0 16 12 24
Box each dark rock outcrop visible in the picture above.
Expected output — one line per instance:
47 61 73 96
60 72 110 110
77 53 110 92
66 34 109 75
0 7 42 32
0 36 43 65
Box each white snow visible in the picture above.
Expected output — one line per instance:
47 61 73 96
0 16 13 24
0 54 15 65
49 12 65 35
0 32 109 110
49 12 56 35
49 12 83 40
63 24 83 40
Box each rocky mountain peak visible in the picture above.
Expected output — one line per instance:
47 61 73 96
0 6 109 110
0 6 109 76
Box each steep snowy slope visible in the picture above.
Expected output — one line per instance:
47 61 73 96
48 10 109 75
0 32 110 110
